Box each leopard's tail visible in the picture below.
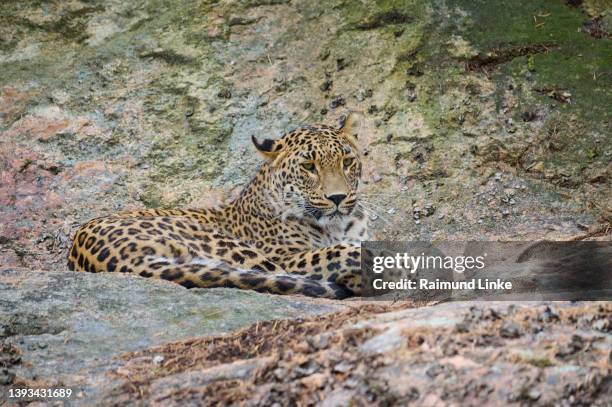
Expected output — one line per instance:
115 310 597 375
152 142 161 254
207 267 354 299
70 250 353 299
144 256 356 299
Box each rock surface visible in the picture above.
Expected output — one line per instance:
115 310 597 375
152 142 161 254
99 301 612 405
0 0 610 270
0 0 610 404
0 268 340 402
1 268 609 405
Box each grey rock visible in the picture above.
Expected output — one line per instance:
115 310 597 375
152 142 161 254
320 388 354 407
500 322 522 338
0 269 340 404
149 356 273 401
359 328 404 355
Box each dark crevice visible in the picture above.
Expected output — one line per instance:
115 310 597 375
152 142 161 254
564 0 583 7
356 11 413 30
139 49 199 66
466 42 557 71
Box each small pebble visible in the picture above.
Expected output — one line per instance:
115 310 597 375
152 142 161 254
294 360 319 377
425 364 444 377
454 322 469 333
332 361 352 373
319 79 332 92
356 88 373 101
527 389 541 401
330 95 346 109
592 319 609 332
500 322 521 338
307 335 329 350
273 368 286 380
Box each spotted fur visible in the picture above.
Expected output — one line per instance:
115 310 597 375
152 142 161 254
67 114 368 299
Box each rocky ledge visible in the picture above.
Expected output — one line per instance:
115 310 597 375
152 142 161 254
0 268 341 403
1 268 610 405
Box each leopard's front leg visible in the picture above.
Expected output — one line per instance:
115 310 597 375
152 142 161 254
276 244 362 295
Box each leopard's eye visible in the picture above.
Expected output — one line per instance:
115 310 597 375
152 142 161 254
302 162 316 173
342 157 354 168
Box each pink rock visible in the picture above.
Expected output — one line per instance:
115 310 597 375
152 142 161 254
0 87 33 126
2 105 104 142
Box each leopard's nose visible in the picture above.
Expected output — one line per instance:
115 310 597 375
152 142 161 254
326 194 347 206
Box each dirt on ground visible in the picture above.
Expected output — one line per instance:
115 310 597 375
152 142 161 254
106 301 611 406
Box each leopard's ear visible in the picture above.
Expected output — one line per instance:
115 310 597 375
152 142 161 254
252 135 284 159
338 112 361 149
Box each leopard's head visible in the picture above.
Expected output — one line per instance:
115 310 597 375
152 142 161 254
253 113 362 221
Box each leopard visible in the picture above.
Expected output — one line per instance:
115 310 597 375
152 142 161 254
67 114 368 299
